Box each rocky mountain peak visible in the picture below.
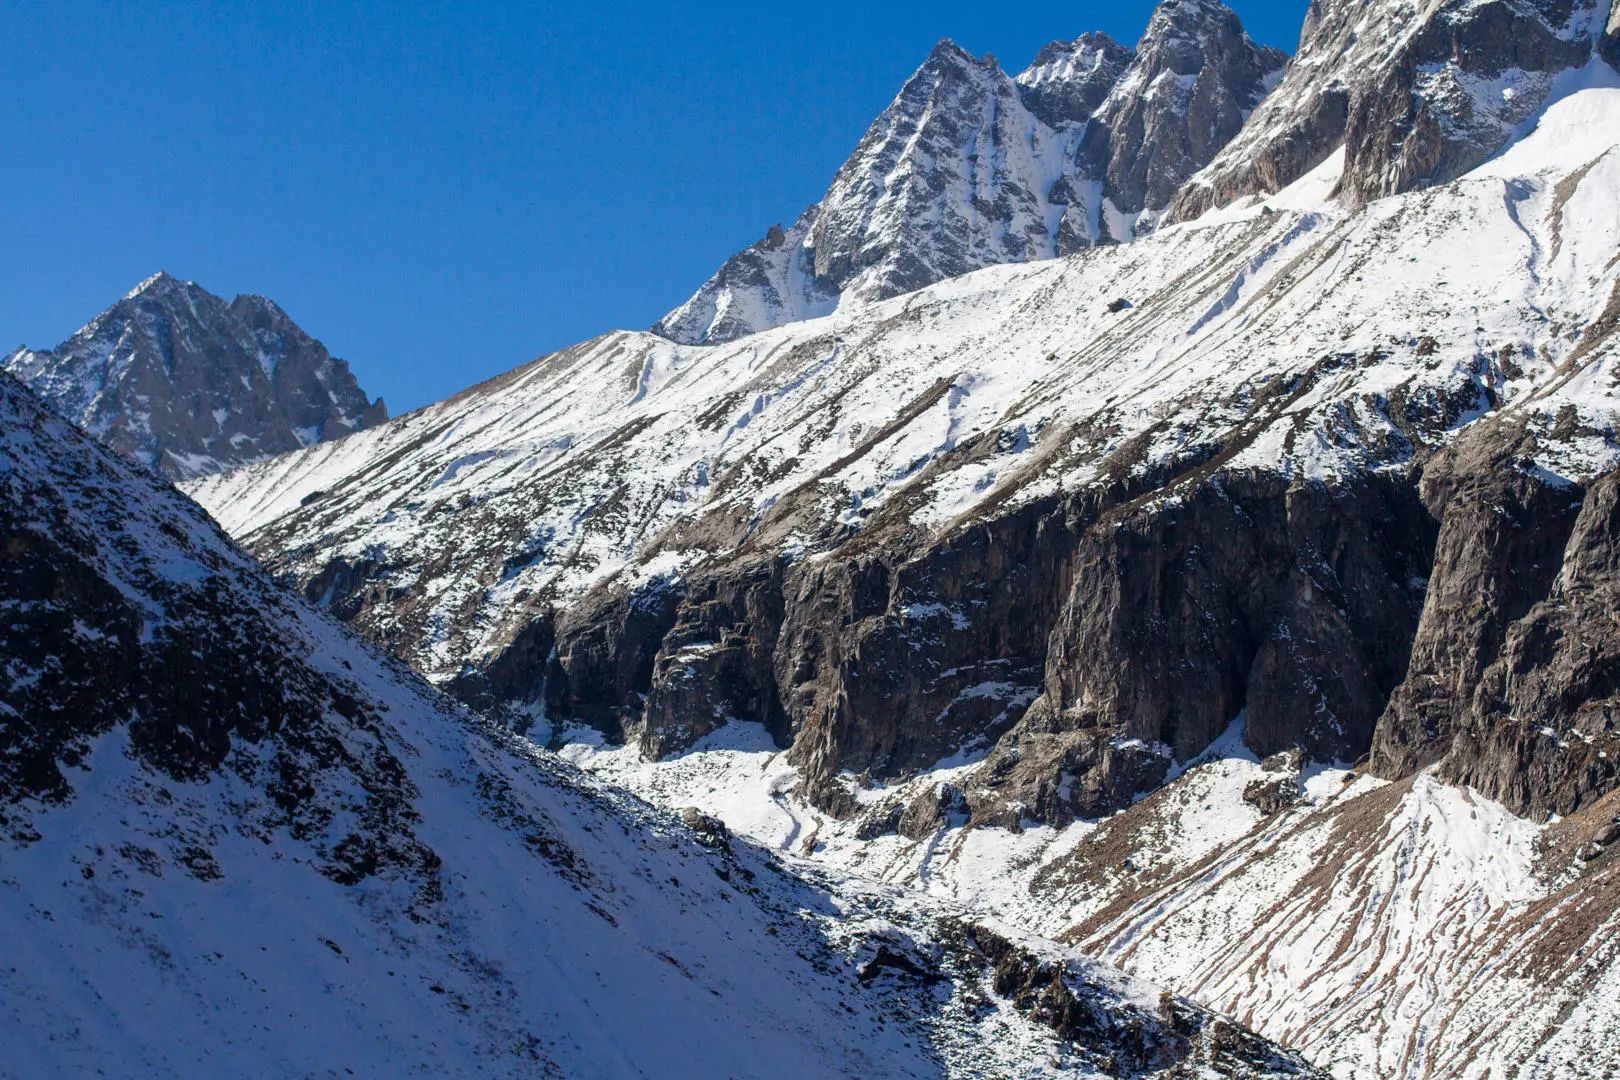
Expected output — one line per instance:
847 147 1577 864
1081 0 1286 224
124 268 184 298
654 2 1287 345
3 274 385 480
1015 31 1135 125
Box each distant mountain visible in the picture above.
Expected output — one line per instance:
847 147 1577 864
654 0 1283 345
0 368 1318 1078
3 271 385 480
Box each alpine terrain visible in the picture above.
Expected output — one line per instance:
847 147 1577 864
4 271 386 480
180 0 1620 1074
12 0 1620 1075
0 369 1320 1077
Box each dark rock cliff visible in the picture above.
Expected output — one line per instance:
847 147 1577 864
1372 419 1620 818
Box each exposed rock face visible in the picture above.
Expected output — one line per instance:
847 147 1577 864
0 375 415 861
655 0 1281 344
3 272 385 479
801 41 1069 308
1170 0 1606 219
970 474 1432 827
1080 0 1285 225
1371 417 1620 818
1013 32 1135 126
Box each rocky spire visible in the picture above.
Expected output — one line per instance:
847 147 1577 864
3 273 386 480
1014 31 1135 126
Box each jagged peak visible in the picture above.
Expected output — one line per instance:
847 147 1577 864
1104 0 1284 103
926 37 976 65
1142 0 1246 36
1128 0 1287 74
880 37 1010 121
228 291 296 325
124 269 191 300
906 37 1010 84
1018 32 1133 85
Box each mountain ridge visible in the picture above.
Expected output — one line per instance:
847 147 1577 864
654 0 1284 345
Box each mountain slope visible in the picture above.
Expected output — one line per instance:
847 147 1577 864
564 716 1620 1079
3 272 385 480
654 0 1282 345
186 44 1620 1076
0 369 1318 1077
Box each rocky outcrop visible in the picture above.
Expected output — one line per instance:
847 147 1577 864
1372 418 1620 818
1606 0 1620 67
1170 0 1605 219
3 272 385 479
957 922 1322 1076
957 473 1431 827
523 461 1440 826
1013 33 1134 126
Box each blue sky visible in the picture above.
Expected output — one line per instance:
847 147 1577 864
2 1 1305 413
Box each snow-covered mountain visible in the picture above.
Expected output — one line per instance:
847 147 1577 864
3 272 385 480
653 0 1283 345
0 368 1324 1077
185 10 1620 1069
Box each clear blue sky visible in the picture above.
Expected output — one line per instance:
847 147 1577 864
2 1 1305 413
